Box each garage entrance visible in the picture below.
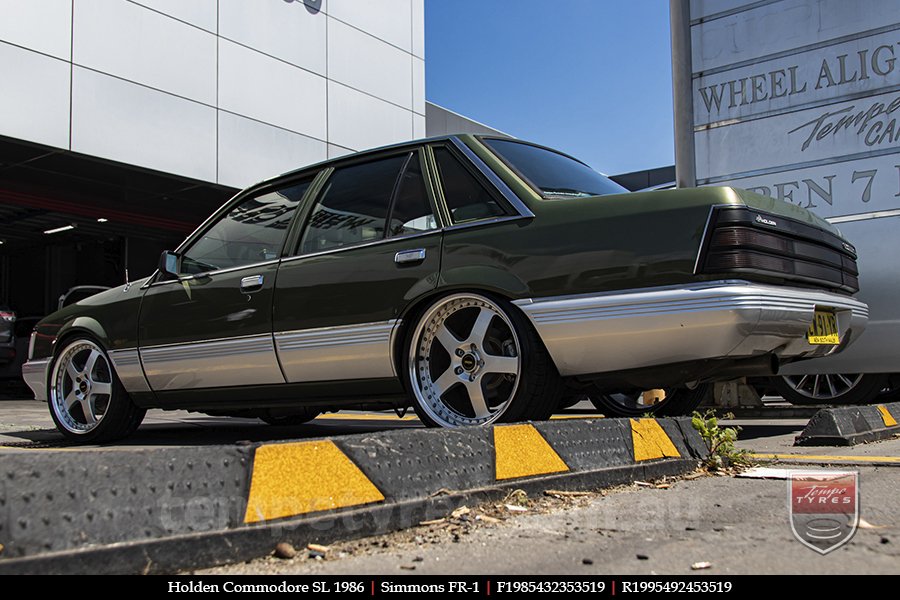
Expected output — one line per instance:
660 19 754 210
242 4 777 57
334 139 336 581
0 136 237 321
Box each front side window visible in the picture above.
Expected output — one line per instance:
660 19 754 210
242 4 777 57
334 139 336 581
432 147 507 224
300 153 435 253
483 138 627 198
181 179 311 274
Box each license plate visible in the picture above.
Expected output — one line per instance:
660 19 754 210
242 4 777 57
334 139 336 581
807 309 840 345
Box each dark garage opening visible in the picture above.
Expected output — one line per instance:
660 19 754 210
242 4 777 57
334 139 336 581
0 135 237 327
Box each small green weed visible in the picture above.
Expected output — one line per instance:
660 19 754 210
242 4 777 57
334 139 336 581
691 410 752 471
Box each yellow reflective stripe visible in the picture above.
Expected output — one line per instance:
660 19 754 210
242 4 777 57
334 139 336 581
494 424 569 480
877 405 898 428
244 440 383 523
630 418 680 462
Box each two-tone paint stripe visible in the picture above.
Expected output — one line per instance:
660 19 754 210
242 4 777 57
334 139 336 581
242 418 689 524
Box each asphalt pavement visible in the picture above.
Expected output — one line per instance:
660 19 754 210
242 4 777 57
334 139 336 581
200 458 900 575
3 382 898 575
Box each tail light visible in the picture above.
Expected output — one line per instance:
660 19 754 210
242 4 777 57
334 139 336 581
0 311 15 323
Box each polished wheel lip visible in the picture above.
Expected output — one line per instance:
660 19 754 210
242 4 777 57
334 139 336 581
49 339 113 435
409 293 521 427
782 373 864 400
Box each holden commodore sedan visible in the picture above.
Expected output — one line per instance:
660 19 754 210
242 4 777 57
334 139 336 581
22 135 867 441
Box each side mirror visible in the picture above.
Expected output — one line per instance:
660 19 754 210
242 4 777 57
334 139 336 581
158 250 179 279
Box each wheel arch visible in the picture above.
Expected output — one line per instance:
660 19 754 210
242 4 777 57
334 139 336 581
390 284 544 380
52 317 111 359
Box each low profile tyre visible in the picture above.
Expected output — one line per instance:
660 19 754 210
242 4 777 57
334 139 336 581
587 385 710 418
259 409 320 426
406 293 561 427
48 337 145 443
771 373 889 405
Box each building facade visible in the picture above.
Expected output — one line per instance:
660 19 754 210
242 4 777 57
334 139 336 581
0 0 425 316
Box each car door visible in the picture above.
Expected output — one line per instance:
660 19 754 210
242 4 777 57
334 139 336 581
273 149 442 383
138 178 313 391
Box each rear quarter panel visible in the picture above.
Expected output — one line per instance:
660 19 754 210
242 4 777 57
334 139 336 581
441 187 744 299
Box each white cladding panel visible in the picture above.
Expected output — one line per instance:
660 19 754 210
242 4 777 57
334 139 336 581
218 39 328 140
218 0 327 75
217 112 327 189
0 0 423 186
328 81 413 151
328 18 413 110
0 43 70 149
73 0 217 106
71 67 217 182
129 0 217 32
328 0 412 52
0 0 72 60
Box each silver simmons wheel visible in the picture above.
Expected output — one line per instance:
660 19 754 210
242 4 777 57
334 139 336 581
407 293 562 427
408 294 523 427
48 337 145 442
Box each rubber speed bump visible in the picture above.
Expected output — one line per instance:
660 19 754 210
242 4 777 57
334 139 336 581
630 418 681 462
494 424 569 480
244 440 384 523
877 405 898 427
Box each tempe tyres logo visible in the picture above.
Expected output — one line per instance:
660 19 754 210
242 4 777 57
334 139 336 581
789 471 859 554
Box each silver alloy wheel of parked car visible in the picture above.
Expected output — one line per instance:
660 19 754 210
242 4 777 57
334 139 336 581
49 339 114 434
409 294 521 427
782 373 864 401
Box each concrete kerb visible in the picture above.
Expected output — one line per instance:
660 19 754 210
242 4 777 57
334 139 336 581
0 417 708 574
795 401 900 446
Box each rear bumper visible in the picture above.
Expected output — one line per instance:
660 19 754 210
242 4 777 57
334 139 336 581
22 358 50 401
514 279 868 378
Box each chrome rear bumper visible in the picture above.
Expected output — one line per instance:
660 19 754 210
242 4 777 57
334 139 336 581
22 358 50 401
514 280 868 377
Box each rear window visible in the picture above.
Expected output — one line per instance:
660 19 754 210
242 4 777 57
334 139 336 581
483 138 627 199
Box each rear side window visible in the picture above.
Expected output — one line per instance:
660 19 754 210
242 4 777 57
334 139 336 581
181 179 311 274
483 138 627 198
432 147 507 224
387 155 437 236
300 155 409 253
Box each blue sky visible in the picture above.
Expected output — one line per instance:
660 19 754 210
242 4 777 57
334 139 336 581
425 0 674 175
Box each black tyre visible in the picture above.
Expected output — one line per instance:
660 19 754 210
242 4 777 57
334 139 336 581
587 385 710 418
259 409 320 426
405 293 562 427
48 337 145 443
771 373 889 405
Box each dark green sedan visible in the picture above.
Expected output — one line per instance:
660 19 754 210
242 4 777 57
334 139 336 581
22 135 867 441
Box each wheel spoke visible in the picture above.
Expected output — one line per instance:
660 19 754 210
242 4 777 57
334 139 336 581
435 324 462 354
64 390 79 410
91 381 112 396
431 367 459 399
80 397 97 424
483 355 518 375
467 308 494 345
66 360 80 383
83 349 100 379
792 374 809 392
465 379 490 418
825 375 837 397
836 374 854 388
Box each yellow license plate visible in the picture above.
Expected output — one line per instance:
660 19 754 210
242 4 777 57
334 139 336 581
807 309 840 345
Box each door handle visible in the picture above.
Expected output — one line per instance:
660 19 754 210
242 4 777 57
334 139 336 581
394 249 426 264
240 275 264 292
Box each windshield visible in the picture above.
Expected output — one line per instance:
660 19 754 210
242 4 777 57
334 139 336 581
483 138 627 198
